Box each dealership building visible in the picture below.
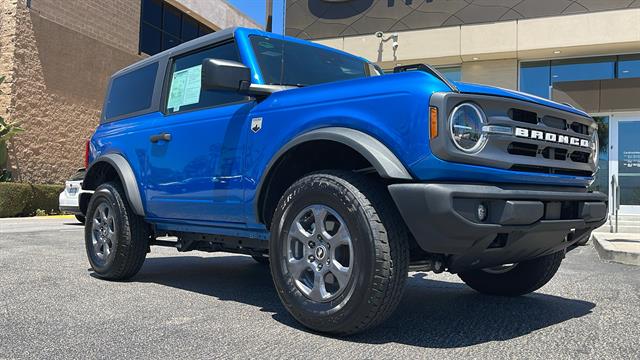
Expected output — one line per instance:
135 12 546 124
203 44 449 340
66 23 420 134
0 0 258 184
287 0 640 214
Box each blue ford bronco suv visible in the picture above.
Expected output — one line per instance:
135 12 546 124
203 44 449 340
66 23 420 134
82 27 607 335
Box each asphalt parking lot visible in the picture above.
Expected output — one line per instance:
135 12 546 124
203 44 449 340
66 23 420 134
1 217 639 359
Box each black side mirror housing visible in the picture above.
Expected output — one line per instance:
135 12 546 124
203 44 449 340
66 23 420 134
201 58 251 92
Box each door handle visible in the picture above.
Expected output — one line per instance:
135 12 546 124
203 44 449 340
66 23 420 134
150 133 171 143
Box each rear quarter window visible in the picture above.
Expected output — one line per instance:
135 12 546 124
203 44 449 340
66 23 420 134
103 62 159 121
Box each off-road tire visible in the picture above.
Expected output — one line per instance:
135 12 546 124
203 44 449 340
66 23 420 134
269 171 409 335
458 251 564 296
85 182 149 280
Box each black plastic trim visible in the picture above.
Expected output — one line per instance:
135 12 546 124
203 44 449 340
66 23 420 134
83 154 145 216
393 63 459 93
388 183 607 272
254 127 412 223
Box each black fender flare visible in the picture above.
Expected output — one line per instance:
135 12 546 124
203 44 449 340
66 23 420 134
82 153 145 216
255 127 412 220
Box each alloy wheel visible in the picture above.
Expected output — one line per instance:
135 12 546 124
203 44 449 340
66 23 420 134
91 201 116 265
285 205 354 302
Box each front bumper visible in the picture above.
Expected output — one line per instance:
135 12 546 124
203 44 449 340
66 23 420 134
388 183 607 273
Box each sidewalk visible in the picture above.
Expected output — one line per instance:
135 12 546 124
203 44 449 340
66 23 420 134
591 231 640 266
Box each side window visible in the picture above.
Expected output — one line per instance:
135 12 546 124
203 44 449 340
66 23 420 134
104 62 158 121
165 41 247 114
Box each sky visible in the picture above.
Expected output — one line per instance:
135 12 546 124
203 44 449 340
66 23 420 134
225 0 286 34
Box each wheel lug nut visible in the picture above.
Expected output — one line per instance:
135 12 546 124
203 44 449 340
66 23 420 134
308 255 315 261
308 241 315 248
317 264 323 270
317 234 322 240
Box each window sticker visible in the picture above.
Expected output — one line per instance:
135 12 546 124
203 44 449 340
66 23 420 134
167 65 202 111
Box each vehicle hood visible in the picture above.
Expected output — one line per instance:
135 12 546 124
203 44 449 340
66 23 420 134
453 81 590 118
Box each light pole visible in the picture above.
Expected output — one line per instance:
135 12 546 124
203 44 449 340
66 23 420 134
266 0 273 32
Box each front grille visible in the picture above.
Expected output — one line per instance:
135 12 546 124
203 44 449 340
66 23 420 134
508 143 590 165
429 92 596 178
570 122 589 135
570 151 590 163
541 116 566 130
507 142 537 157
498 106 595 176
541 147 568 161
509 108 537 124
510 165 592 177
508 108 591 136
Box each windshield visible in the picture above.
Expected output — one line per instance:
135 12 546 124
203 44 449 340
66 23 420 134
250 35 377 86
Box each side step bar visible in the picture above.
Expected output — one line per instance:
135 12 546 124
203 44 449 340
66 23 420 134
150 232 268 257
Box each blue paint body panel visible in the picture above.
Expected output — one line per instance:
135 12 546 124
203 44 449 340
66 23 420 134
89 27 594 239
453 81 590 118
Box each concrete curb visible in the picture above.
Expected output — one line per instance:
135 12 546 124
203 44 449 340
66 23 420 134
592 233 640 266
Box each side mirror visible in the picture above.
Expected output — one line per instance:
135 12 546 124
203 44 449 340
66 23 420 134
201 58 251 92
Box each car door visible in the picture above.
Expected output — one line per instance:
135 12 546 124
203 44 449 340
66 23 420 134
143 40 254 224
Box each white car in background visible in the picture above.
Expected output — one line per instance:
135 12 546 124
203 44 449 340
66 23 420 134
58 169 86 223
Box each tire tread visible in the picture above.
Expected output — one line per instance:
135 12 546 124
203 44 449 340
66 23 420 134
85 182 149 280
272 170 409 335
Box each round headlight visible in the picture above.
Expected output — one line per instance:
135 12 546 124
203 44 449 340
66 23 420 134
449 102 487 153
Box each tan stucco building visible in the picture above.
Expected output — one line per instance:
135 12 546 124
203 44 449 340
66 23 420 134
293 2 640 112
0 0 258 184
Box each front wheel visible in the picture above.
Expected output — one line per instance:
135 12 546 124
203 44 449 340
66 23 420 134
269 171 409 335
458 251 564 296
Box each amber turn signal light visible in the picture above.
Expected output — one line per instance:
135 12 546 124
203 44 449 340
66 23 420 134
429 106 438 139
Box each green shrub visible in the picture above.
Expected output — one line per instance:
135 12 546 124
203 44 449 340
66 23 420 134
27 184 64 215
0 183 64 217
0 183 32 217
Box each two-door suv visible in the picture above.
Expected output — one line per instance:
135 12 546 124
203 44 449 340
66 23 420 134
82 27 607 335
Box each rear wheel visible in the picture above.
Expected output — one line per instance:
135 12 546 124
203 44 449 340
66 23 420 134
84 182 150 280
458 251 564 296
269 171 409 335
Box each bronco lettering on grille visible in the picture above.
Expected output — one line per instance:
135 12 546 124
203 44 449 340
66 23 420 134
515 127 590 148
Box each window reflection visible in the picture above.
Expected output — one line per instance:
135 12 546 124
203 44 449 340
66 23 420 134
618 54 640 79
140 0 215 56
550 57 615 83
520 61 551 98
520 54 640 99
437 67 461 82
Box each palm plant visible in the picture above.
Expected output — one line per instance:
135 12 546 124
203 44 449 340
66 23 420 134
0 76 25 181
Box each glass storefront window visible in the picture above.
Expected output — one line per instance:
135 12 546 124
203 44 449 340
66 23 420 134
139 0 214 56
520 54 639 98
437 67 461 82
520 61 550 99
550 57 615 83
589 116 609 195
618 54 640 79
617 121 640 206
